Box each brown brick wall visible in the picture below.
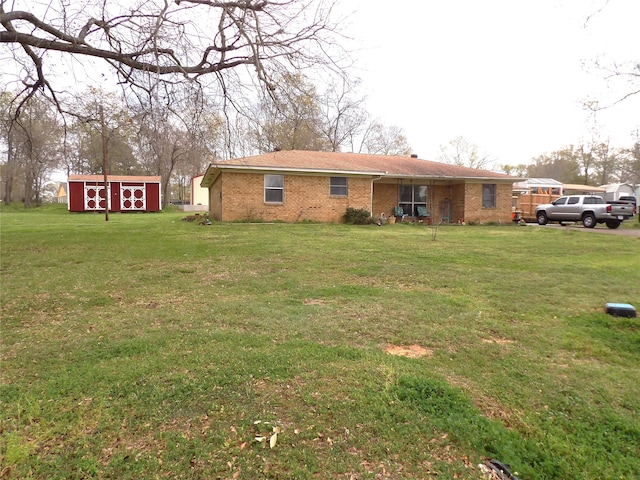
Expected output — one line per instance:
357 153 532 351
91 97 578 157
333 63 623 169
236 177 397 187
208 173 514 224
372 183 398 219
209 176 223 220
215 172 372 222
463 183 513 223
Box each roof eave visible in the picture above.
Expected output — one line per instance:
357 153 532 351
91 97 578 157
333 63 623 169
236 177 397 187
384 174 523 182
204 163 386 178
199 163 523 187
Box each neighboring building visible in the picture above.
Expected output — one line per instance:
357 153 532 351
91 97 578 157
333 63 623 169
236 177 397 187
512 178 563 195
56 183 68 204
67 175 162 213
561 184 605 195
190 174 209 207
200 151 520 223
599 183 636 202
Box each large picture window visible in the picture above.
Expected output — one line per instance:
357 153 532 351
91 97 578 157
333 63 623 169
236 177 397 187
264 175 284 203
398 184 428 216
330 177 348 196
482 184 496 209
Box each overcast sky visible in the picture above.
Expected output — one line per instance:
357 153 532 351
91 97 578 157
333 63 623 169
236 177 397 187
340 0 640 167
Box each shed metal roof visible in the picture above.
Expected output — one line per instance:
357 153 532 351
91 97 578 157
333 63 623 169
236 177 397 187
68 175 161 183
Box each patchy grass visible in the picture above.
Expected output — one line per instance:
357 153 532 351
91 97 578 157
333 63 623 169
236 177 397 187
1 204 639 479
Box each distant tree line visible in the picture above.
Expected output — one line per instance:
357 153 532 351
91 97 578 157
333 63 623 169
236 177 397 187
501 138 640 186
0 75 411 207
1 0 414 206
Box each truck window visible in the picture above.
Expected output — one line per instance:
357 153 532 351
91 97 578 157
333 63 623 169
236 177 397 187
554 197 567 205
568 197 579 204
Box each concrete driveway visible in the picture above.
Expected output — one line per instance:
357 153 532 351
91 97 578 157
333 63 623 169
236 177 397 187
531 223 640 238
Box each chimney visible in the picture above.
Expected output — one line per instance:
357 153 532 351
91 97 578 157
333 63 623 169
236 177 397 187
410 154 418 158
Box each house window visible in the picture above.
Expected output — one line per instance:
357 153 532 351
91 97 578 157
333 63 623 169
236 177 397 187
264 175 284 203
482 184 496 209
330 177 348 196
398 184 428 216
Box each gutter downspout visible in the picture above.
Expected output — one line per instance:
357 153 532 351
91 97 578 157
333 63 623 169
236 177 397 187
370 174 386 218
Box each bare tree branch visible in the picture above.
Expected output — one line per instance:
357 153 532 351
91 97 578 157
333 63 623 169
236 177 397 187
1 0 345 109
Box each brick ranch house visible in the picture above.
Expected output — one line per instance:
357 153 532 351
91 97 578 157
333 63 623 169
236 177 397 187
200 150 520 223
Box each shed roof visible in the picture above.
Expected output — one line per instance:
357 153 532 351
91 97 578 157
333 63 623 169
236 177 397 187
513 178 563 189
562 184 605 193
201 150 519 187
68 174 161 183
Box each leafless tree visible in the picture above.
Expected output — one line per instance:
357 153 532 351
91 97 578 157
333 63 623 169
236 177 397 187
250 72 331 152
64 88 138 175
131 83 218 205
619 135 640 185
319 77 367 152
1 94 64 205
437 136 492 170
0 0 345 114
582 2 639 108
356 120 411 156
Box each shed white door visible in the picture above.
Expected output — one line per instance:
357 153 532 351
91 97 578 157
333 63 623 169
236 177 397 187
84 185 109 210
120 185 146 211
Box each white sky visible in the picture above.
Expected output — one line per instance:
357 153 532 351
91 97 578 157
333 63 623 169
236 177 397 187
340 0 640 167
4 0 638 172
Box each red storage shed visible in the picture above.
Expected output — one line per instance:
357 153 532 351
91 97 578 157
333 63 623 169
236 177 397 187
67 175 162 213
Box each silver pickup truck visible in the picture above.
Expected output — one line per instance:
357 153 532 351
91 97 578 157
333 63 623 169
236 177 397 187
535 195 633 229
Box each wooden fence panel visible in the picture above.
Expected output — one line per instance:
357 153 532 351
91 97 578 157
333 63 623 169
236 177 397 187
516 193 562 219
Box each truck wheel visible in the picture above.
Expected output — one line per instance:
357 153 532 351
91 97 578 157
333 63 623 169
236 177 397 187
536 212 548 225
582 213 596 228
606 219 621 229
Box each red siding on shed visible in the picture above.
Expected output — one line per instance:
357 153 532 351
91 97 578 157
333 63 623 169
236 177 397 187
145 183 161 212
67 175 162 213
68 182 85 212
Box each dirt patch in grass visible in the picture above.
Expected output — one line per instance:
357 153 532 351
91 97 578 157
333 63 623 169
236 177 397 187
481 337 515 345
385 344 433 359
303 299 326 305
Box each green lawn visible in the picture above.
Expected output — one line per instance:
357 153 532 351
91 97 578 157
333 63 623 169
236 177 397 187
1 204 639 479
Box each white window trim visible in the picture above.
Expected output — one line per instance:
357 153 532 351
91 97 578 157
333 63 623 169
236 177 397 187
482 184 497 209
330 176 348 196
264 174 284 203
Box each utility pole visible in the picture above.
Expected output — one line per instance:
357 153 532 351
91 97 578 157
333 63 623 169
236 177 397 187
100 103 109 221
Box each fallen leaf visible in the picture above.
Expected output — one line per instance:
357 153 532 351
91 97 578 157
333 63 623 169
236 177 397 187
270 433 278 449
255 436 266 443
